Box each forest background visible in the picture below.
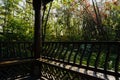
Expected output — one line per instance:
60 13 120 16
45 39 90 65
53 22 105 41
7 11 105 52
0 0 120 41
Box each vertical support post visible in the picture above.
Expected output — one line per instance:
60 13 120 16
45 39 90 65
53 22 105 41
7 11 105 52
32 0 42 79
33 0 42 58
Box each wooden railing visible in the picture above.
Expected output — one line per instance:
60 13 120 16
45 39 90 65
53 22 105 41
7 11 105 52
0 41 33 61
0 41 119 80
41 42 120 80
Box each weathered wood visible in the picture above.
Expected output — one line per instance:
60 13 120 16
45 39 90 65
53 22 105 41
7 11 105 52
0 59 36 67
33 0 42 58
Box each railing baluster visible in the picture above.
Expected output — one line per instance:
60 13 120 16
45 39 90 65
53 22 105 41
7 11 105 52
115 44 120 76
87 44 94 67
46 43 53 58
12 42 17 58
15 42 18 57
49 43 57 59
57 43 64 60
53 43 60 59
73 43 81 64
28 42 33 57
48 43 55 58
2 42 5 58
42 42 49 57
6 42 9 58
18 42 22 58
104 45 110 72
94 44 102 69
4 42 6 58
20 42 23 58
0 42 2 60
43 42 49 57
47 43 54 58
79 44 87 66
21 42 24 58
0 42 3 60
68 43 74 63
23 42 26 58
23 42 26 57
62 43 70 62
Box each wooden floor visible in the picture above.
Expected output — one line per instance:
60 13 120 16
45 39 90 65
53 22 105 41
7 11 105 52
0 58 119 80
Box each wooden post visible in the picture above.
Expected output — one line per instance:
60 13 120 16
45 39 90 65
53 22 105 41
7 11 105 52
33 0 42 58
32 0 42 79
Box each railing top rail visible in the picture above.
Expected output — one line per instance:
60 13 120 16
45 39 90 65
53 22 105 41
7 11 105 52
0 41 33 43
43 41 120 44
0 41 120 43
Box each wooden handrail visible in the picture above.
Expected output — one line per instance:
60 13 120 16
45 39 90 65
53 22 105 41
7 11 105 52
41 42 120 79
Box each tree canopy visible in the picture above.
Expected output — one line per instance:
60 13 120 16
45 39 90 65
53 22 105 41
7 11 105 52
0 0 120 41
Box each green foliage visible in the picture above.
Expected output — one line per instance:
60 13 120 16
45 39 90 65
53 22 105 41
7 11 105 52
103 3 120 41
4 18 33 41
0 0 120 41
44 0 120 41
0 0 34 41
